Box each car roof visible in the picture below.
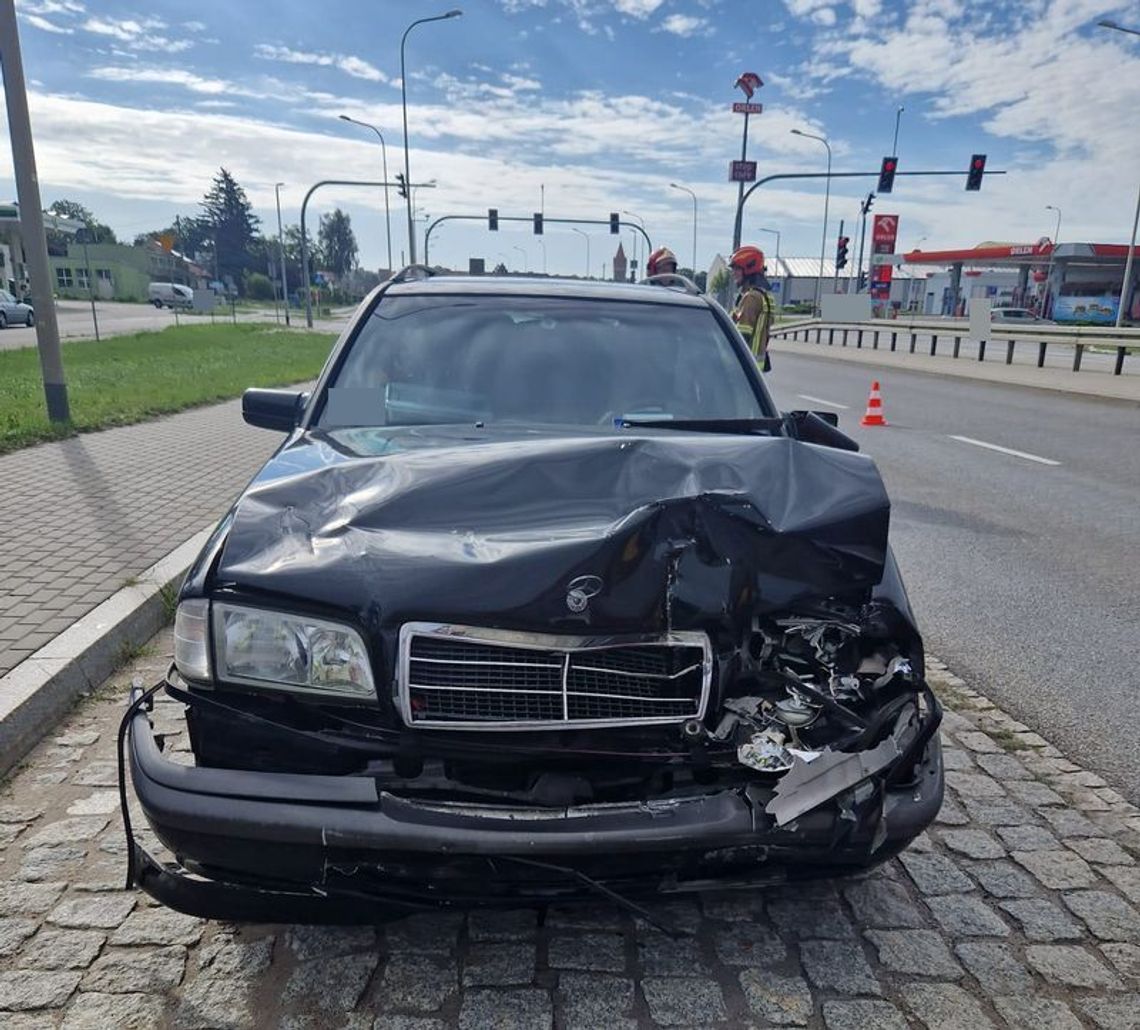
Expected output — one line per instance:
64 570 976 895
383 275 710 308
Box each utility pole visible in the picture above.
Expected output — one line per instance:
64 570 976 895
0 0 69 421
275 183 290 326
1117 181 1139 328
834 219 844 292
856 192 874 293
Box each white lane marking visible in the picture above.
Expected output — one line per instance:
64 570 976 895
949 435 1061 467
796 394 850 410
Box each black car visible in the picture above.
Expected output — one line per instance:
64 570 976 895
122 269 943 924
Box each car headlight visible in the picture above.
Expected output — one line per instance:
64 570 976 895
212 602 375 700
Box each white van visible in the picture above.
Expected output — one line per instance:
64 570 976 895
147 282 194 309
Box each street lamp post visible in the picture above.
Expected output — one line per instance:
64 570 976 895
571 228 590 278
274 182 290 326
623 210 644 279
338 115 393 273
669 182 698 274
1044 204 1062 318
792 128 832 316
536 238 546 275
400 9 462 265
512 245 528 272
891 105 904 157
758 226 781 274
1098 18 1140 325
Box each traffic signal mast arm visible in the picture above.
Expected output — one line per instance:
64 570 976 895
734 165 1002 247
429 214 651 264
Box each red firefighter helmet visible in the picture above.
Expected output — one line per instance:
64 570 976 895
647 246 678 276
729 245 765 276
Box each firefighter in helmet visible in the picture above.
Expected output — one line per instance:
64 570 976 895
646 246 678 280
729 245 775 371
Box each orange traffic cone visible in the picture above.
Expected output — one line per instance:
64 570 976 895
861 380 888 427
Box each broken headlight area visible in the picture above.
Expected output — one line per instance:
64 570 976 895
177 595 938 841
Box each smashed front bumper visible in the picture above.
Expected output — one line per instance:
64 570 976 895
122 685 943 925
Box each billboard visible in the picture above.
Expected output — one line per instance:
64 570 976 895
1052 293 1120 324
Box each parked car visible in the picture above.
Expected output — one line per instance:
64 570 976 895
121 269 944 924
147 281 194 309
990 306 1053 324
0 289 34 328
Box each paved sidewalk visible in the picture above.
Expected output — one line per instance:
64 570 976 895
1 632 1139 1027
770 329 1140 403
0 401 279 677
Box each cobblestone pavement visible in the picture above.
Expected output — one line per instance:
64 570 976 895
0 401 279 677
2 630 1139 1029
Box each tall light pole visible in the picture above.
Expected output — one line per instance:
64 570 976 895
891 105 904 157
512 245 528 272
623 209 644 278
274 182 290 326
0 0 68 421
401 9 462 264
1043 204 1062 317
536 238 546 274
669 182 698 274
571 228 590 278
758 227 781 270
1099 18 1139 325
338 115 393 273
792 128 832 316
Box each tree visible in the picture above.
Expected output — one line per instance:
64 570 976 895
244 272 276 301
132 215 210 261
46 199 117 255
282 223 319 291
318 208 358 278
199 168 260 291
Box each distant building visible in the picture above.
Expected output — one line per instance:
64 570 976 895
47 240 202 302
612 242 627 283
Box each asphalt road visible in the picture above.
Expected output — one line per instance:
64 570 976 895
767 350 1140 803
0 300 340 350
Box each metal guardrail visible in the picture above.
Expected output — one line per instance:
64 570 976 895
770 319 1138 375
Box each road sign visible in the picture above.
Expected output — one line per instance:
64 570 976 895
729 160 757 182
872 214 899 254
732 102 764 114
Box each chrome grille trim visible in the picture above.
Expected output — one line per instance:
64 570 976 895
397 622 712 730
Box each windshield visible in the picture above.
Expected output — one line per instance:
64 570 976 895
319 294 769 429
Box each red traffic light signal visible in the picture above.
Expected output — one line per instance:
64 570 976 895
836 235 850 270
966 154 987 191
878 156 898 194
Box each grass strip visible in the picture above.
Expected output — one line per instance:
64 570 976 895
0 323 336 454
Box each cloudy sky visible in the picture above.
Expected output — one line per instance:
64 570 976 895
2 0 1138 275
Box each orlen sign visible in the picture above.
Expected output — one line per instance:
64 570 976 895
871 215 899 300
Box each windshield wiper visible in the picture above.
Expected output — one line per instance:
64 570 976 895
618 417 785 435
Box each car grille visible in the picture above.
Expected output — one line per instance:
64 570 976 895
397 624 712 730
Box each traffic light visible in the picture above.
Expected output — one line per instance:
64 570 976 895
861 192 875 216
966 153 987 191
534 212 543 235
610 212 620 234
488 208 498 231
877 156 897 194
395 172 407 198
836 235 850 270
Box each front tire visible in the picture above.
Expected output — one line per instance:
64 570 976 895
25 311 34 327
0 312 8 329
152 299 164 309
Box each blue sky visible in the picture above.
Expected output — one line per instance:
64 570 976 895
3 0 1138 275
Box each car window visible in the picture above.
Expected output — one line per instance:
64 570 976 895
0 291 12 303
320 295 769 429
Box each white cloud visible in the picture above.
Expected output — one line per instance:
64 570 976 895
87 66 251 97
811 7 837 25
23 0 85 13
183 20 208 32
83 15 164 41
613 0 665 16
659 13 709 36
24 13 72 33
253 44 389 83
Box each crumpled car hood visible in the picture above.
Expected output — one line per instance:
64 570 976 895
215 426 891 639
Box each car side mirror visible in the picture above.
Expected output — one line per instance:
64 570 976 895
242 388 306 432
785 410 859 451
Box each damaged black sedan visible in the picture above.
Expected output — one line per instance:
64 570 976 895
121 269 943 924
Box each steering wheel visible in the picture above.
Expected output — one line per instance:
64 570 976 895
597 403 668 426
